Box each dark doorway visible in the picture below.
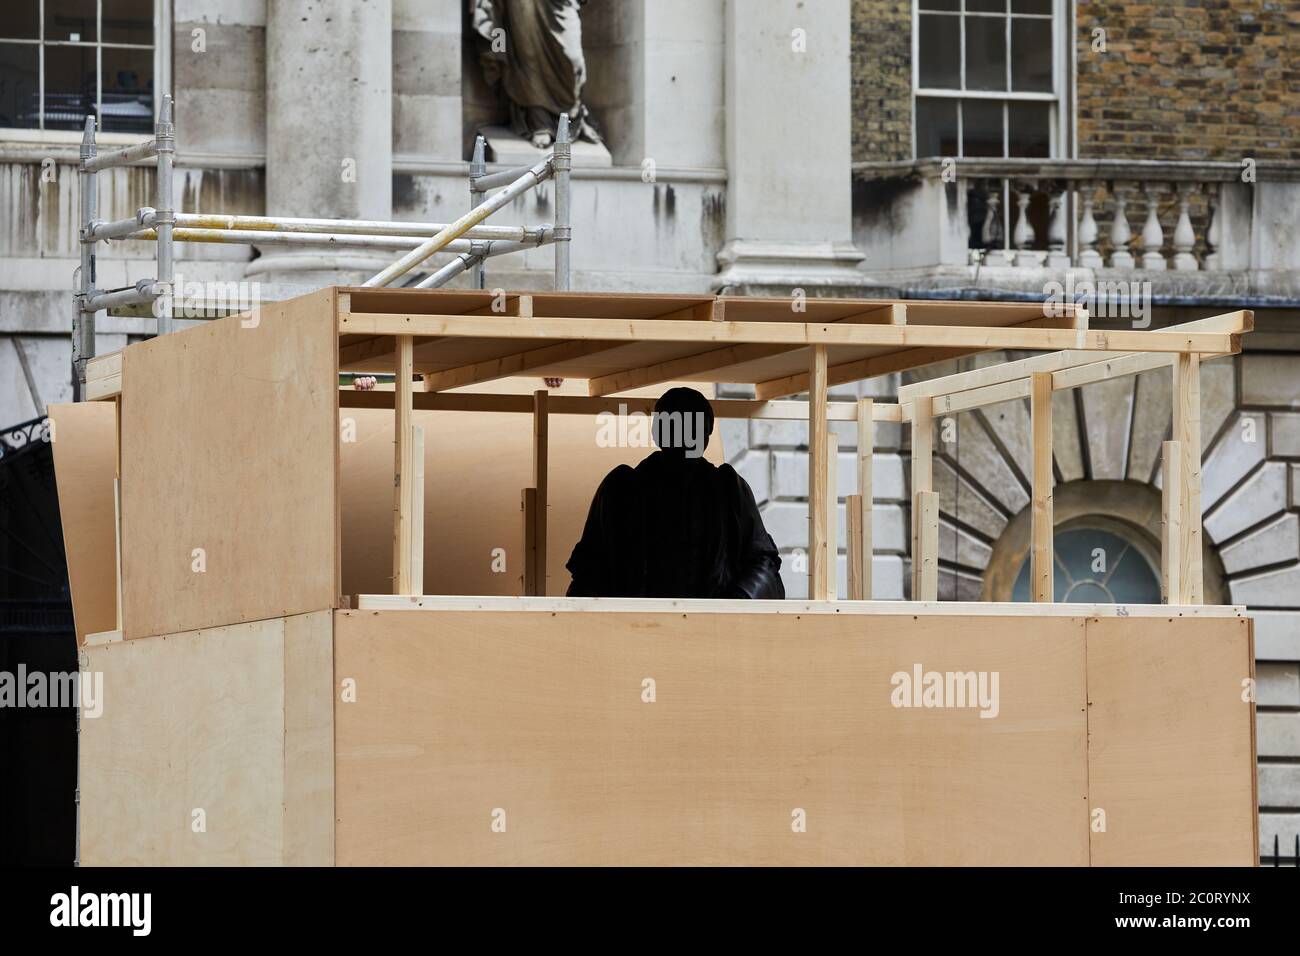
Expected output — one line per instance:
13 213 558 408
0 416 77 866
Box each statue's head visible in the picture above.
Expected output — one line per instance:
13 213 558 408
652 387 714 459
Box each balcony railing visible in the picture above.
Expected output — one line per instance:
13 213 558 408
851 157 1300 295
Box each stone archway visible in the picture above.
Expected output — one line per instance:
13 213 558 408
979 480 1228 604
921 349 1289 604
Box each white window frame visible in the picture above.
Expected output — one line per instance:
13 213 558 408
910 0 1072 159
0 0 163 145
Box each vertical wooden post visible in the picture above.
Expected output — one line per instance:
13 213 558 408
826 432 839 600
856 398 873 600
1173 354 1203 603
1161 440 1183 604
114 395 123 630
910 396 933 601
393 335 414 593
410 424 425 596
521 487 538 596
1030 372 1054 602
914 491 939 601
808 345 829 600
847 494 864 600
533 389 549 596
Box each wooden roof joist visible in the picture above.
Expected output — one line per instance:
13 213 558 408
346 314 1218 349
895 310 1252 419
335 288 1091 388
339 389 904 422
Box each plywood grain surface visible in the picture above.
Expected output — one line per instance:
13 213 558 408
48 401 118 644
79 612 333 865
334 610 1090 865
120 290 339 639
1085 616 1256 866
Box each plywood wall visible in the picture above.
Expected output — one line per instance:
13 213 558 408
79 612 333 866
1086 616 1257 865
120 290 339 639
48 401 118 644
333 610 1255 866
334 610 1092 865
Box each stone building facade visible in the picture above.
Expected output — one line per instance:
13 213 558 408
0 0 1296 858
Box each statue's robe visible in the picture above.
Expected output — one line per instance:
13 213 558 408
471 0 602 142
566 450 785 600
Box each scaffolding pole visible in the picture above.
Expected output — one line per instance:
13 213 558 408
165 213 550 243
553 114 572 291
468 135 487 290
72 116 98 401
363 154 555 288
154 95 176 337
75 109 574 392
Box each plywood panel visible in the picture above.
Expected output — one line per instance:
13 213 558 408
339 379 722 597
120 289 339 639
48 401 118 645
1085 616 1256 866
283 611 336 866
79 612 334 866
334 610 1089 866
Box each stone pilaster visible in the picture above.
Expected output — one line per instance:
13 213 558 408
715 0 865 294
251 0 393 287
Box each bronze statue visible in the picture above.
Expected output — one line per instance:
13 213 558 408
566 389 786 600
470 0 603 148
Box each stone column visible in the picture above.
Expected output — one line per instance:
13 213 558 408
251 0 393 287
715 0 863 293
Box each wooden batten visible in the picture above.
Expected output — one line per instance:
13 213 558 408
343 389 903 423
910 397 934 601
1030 372 1054 603
410 425 425 596
533 389 549 596
856 398 873 600
912 490 939 602
1173 354 1204 604
1162 440 1183 604
847 495 864 601
521 487 538 596
826 433 839 600
808 346 829 600
393 335 415 594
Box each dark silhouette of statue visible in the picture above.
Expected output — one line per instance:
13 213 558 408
469 0 602 148
566 388 785 599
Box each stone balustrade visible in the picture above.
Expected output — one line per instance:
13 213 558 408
852 157 1300 299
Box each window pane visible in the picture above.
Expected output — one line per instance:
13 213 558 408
918 14 959 89
44 43 96 130
0 43 39 128
915 98 958 158
961 99 1004 157
47 0 99 43
103 0 154 45
964 15 1007 91
1007 101 1051 157
966 0 1005 12
0 3 41 40
102 45 152 132
1011 0 1053 13
918 0 959 10
1011 18 1053 92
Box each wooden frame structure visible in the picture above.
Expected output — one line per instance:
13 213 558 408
75 288 1250 621
60 288 1257 866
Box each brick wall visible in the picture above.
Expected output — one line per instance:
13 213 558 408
850 1 1299 163
851 0 913 163
1077 0 1300 160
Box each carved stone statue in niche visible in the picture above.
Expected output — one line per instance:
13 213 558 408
469 0 602 148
